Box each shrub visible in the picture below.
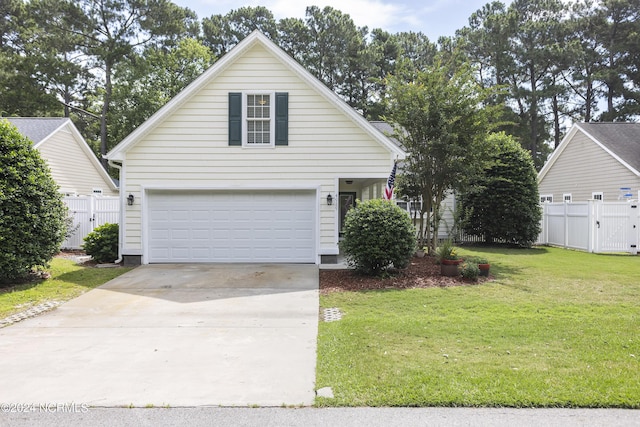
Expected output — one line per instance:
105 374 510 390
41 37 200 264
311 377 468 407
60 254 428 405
340 199 416 276
0 120 67 284
458 132 542 247
460 261 480 281
83 223 119 263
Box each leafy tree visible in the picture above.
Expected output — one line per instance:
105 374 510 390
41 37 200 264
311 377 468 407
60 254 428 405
40 0 198 167
385 58 490 251
340 199 416 276
0 0 60 116
304 5 364 94
458 132 541 247
0 120 67 283
202 6 277 57
277 17 312 65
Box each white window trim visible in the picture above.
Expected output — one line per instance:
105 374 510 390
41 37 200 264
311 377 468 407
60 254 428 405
563 193 572 203
242 91 275 148
540 194 553 203
592 192 603 201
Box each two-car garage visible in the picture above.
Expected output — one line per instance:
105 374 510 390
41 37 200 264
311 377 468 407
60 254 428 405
146 190 317 263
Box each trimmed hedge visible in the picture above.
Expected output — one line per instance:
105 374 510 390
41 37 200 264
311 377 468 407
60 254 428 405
0 120 67 283
340 198 416 276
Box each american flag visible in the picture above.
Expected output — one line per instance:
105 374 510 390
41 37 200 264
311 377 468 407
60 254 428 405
383 162 397 200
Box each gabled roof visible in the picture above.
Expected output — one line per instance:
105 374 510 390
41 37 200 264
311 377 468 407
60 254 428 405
5 117 68 147
538 122 640 180
107 31 406 161
4 116 118 191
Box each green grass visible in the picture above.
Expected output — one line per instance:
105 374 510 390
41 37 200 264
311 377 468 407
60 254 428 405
316 246 640 407
0 258 132 319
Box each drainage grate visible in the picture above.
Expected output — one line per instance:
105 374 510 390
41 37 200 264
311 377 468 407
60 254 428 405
323 307 343 322
0 301 61 327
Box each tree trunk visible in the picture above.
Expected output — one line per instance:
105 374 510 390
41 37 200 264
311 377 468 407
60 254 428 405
100 60 112 170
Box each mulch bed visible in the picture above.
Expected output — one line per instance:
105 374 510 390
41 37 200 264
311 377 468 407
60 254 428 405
320 255 491 295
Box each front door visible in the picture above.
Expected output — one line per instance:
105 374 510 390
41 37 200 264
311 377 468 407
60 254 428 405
339 192 357 236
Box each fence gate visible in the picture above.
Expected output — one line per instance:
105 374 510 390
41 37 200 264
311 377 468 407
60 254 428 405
540 201 639 254
62 196 120 250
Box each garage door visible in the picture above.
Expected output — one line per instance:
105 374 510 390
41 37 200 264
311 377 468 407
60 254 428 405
147 190 316 263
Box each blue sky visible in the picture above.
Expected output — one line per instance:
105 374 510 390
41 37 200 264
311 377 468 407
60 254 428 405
172 0 513 42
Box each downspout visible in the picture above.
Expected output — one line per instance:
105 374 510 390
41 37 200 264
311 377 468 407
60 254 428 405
108 159 124 264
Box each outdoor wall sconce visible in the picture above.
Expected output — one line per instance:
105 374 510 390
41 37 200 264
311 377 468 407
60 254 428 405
327 194 333 205
127 194 135 206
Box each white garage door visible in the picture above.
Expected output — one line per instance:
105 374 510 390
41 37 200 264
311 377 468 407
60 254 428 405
147 190 316 263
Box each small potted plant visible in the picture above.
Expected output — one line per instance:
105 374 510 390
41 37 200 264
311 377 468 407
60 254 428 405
436 240 463 276
476 257 490 277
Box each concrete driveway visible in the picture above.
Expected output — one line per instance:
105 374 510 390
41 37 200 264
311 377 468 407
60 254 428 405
0 264 319 407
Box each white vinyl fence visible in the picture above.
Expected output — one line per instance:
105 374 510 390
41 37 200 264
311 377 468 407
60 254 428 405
62 196 120 250
539 201 639 254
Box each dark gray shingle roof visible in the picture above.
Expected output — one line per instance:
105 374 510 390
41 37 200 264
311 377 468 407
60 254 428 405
369 121 404 150
579 122 640 173
4 117 68 145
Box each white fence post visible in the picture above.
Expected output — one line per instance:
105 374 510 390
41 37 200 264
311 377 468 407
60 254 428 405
630 202 638 255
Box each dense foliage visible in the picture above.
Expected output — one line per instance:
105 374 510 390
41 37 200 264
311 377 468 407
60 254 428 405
387 59 491 251
0 120 67 283
340 199 416 276
458 132 542 247
2 0 639 172
83 223 119 264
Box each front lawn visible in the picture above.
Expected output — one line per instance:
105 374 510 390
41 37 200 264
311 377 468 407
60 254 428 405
0 258 132 319
316 246 640 407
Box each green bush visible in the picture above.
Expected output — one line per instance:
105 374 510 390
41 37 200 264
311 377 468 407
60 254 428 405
83 223 119 263
460 261 480 281
0 120 67 284
458 132 542 247
340 198 416 276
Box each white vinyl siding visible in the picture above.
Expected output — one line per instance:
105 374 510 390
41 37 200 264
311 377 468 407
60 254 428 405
539 130 640 202
122 43 392 256
37 126 118 197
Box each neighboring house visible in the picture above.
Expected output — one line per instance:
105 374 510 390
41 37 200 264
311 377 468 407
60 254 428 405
538 122 640 203
5 117 118 197
106 31 406 265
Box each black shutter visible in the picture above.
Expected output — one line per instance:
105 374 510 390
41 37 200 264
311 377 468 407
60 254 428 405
228 92 242 146
275 92 288 146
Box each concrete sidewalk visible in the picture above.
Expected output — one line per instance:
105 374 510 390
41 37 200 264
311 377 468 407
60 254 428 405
2 407 639 427
0 264 319 407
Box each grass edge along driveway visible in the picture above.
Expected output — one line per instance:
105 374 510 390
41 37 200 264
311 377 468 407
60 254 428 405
316 246 640 408
0 258 132 319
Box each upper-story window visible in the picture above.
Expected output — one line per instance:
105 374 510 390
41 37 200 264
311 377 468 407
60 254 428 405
592 192 603 201
540 195 553 203
563 193 572 202
246 93 273 145
229 92 288 147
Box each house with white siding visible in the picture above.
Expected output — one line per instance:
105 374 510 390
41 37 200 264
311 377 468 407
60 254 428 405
538 123 640 203
5 117 118 197
106 31 406 265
